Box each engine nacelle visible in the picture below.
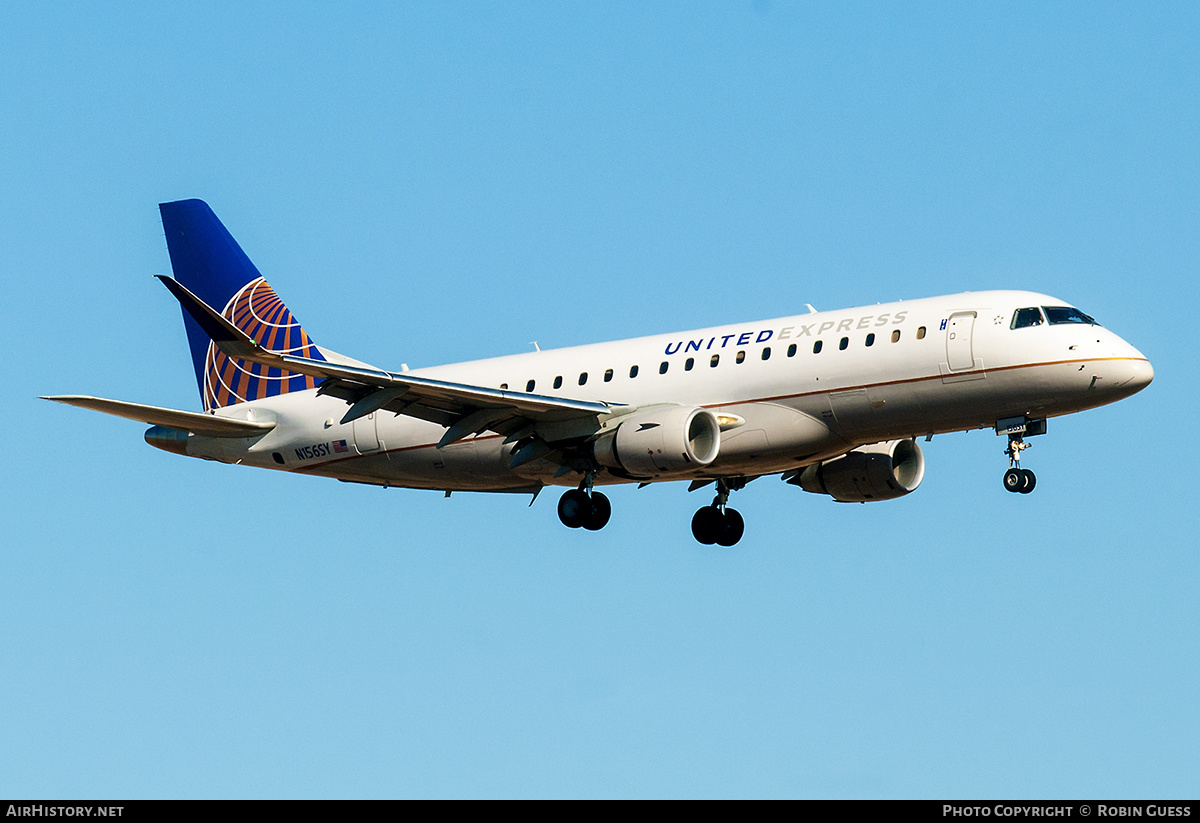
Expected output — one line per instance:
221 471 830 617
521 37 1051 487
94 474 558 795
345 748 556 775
593 405 721 479
790 438 925 502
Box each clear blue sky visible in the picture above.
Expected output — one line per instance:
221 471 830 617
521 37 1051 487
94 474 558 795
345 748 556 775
2 2 1196 799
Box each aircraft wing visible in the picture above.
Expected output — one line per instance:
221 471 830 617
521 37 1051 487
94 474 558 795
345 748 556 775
41 395 275 437
157 276 621 452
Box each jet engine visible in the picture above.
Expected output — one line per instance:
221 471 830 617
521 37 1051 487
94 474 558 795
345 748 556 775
788 438 925 502
593 404 721 478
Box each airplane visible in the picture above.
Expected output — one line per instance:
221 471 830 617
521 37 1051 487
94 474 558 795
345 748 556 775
45 199 1154 546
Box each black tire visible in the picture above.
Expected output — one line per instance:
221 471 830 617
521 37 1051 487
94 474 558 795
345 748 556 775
1019 469 1037 494
691 506 722 545
582 492 611 530
1003 468 1024 493
716 508 745 547
558 489 591 528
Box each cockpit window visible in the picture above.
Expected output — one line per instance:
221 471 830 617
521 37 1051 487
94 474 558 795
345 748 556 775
1043 306 1099 326
1011 307 1044 329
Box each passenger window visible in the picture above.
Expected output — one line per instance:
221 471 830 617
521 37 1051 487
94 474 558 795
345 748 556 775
629 365 639 378
736 350 746 364
685 357 695 371
813 340 823 354
604 369 613 382
710 354 720 367
891 330 901 343
553 376 563 389
762 347 771 360
916 326 926 340
659 361 669 374
787 343 797 357
1011 307 1044 329
865 333 874 347
839 337 849 350
578 372 587 386
526 379 535 392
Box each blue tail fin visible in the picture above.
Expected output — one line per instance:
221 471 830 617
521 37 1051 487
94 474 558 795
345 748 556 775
159 199 325 411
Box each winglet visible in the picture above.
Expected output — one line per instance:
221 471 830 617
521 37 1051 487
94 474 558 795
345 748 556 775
156 275 268 361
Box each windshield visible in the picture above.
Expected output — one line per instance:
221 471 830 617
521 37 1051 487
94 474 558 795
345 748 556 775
1043 306 1099 326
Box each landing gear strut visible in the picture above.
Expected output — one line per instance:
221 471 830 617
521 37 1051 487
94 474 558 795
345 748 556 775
691 478 746 546
1002 434 1036 494
557 471 611 531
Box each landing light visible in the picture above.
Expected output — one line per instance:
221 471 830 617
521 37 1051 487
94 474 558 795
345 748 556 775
717 414 745 431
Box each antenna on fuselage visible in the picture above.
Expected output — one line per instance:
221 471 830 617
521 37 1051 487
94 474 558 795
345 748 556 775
530 341 541 352
805 304 817 314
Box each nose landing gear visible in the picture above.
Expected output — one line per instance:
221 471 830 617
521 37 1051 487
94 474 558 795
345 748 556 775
1002 434 1036 494
691 478 746 546
557 472 612 531
996 417 1046 495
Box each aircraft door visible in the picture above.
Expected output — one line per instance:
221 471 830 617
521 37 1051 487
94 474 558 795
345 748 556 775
353 412 380 454
945 311 977 371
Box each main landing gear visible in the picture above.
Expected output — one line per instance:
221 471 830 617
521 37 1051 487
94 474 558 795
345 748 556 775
557 473 611 531
1002 434 1036 494
691 478 745 546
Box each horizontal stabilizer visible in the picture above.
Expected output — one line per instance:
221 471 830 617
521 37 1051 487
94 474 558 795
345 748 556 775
42 395 275 438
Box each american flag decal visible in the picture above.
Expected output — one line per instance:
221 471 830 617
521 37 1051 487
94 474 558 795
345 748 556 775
332 440 349 454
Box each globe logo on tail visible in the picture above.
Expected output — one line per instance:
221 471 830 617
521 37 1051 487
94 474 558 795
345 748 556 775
203 277 323 410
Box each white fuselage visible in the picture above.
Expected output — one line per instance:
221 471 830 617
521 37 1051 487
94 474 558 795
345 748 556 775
182 290 1152 491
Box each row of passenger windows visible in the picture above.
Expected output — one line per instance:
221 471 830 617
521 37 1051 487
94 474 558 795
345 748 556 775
501 325 929 394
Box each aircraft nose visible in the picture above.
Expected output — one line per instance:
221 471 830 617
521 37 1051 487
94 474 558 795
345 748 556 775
1121 355 1154 393
1110 341 1153 396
